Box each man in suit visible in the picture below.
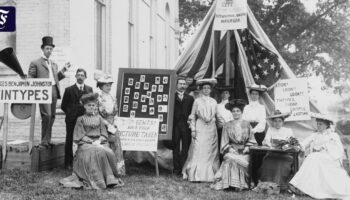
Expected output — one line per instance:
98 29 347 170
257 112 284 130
172 77 194 176
61 68 93 169
28 36 71 147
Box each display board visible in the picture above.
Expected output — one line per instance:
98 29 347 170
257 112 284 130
116 68 177 140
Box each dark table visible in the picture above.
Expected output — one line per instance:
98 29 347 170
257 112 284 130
248 146 300 188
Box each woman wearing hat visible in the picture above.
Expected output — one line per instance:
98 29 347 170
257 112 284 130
96 75 125 176
257 110 295 191
290 114 350 199
211 99 255 190
60 93 124 189
182 78 224 182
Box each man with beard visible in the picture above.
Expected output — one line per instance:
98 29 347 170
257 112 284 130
172 77 194 176
61 68 93 169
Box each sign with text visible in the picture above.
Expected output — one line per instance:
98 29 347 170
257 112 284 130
0 79 52 103
274 78 310 121
214 0 247 30
116 117 159 152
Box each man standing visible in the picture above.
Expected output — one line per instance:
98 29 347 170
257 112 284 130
61 68 92 169
172 77 194 176
28 36 71 147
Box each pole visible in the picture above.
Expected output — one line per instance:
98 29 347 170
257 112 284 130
212 30 217 78
225 31 231 85
2 103 8 162
29 104 36 152
155 151 159 177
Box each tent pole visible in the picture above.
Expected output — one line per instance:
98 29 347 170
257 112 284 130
225 31 231 85
212 30 216 78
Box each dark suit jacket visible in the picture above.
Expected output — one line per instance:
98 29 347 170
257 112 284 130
173 92 194 125
61 84 93 123
28 57 65 99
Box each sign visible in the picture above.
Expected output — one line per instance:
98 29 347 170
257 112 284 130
214 0 247 30
117 68 177 140
0 79 52 103
274 78 310 121
0 7 16 32
117 117 159 152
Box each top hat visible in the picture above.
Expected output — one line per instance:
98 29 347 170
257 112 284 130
41 36 55 48
267 110 291 120
247 83 267 92
196 78 217 87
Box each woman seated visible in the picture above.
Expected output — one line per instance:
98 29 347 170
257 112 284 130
257 110 295 191
211 100 255 190
290 113 350 199
60 93 124 189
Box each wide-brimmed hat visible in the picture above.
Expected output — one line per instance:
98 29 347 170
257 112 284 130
196 78 217 87
41 36 55 48
247 83 267 92
225 99 247 112
267 110 291 120
81 93 99 105
97 75 114 84
311 112 334 124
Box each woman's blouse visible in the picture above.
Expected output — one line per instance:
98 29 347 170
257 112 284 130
242 101 266 133
220 119 255 154
263 127 293 147
98 91 118 123
74 114 108 144
301 128 344 160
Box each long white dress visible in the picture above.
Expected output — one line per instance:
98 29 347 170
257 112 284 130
290 129 350 200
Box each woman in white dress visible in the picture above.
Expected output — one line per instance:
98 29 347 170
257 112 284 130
182 78 224 182
289 114 350 199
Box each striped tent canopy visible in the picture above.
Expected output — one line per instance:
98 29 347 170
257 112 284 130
174 1 322 139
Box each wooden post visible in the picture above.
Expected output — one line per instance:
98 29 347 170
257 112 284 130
2 103 8 162
154 151 159 177
225 31 231 85
212 30 216 78
29 104 36 152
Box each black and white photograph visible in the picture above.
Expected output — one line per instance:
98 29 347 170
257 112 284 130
144 82 149 90
161 124 167 132
141 105 147 113
151 85 157 92
133 92 139 100
135 82 141 89
155 77 161 84
158 85 164 92
158 114 163 122
128 78 134 86
122 105 129 112
123 96 129 103
130 110 136 118
125 87 130 95
149 107 155 115
140 75 146 82
141 95 147 102
149 98 154 106
132 101 138 109
163 94 168 102
163 76 168 84
146 91 152 98
157 95 162 102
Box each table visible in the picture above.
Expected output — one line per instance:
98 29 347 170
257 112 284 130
248 146 299 188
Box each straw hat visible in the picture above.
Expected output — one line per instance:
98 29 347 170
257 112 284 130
196 78 217 87
267 110 291 120
311 112 334 124
97 75 114 84
247 83 267 92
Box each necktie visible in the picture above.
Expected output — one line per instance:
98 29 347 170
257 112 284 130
178 93 183 101
80 86 83 93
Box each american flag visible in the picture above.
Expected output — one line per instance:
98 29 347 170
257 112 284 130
238 29 282 87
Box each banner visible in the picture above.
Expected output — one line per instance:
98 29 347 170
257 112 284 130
116 117 159 151
274 78 310 121
0 78 52 103
214 0 247 30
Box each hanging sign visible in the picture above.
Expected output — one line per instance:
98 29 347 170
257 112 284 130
214 0 248 30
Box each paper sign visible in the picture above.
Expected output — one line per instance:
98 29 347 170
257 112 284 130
214 0 248 30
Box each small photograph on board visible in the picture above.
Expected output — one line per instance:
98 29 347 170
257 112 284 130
132 101 138 109
146 91 152 98
142 105 147 112
149 98 154 105
125 88 130 95
128 78 134 86
163 94 168 102
141 95 147 102
155 77 161 84
124 96 129 103
157 95 162 102
161 124 167 132
122 105 128 112
158 105 168 113
144 83 149 90
140 75 146 82
134 92 139 100
158 114 163 122
130 110 136 118
163 76 168 84
149 107 155 115
151 85 157 92
158 85 164 92
135 82 141 89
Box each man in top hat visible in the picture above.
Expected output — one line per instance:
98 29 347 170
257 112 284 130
61 68 93 169
172 76 194 176
28 36 71 147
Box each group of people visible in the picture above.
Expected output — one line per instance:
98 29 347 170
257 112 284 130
173 78 350 199
30 36 350 198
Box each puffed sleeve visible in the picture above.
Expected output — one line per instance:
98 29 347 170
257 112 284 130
188 99 199 132
245 122 256 147
28 62 37 78
216 104 225 129
326 132 344 160
73 117 88 143
99 117 108 139
220 124 230 154
252 105 266 133
262 128 272 147
301 133 316 152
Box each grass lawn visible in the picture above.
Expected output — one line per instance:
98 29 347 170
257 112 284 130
0 160 313 200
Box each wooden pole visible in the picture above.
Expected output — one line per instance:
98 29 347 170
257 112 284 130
225 31 231 85
29 103 36 152
154 151 159 177
212 30 216 78
2 103 8 162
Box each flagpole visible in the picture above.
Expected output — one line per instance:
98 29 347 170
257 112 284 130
225 30 231 85
212 29 216 78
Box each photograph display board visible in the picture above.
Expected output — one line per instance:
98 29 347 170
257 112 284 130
116 68 177 140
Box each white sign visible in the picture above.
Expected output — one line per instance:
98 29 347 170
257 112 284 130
274 78 310 121
214 0 248 30
116 117 159 151
0 78 52 103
